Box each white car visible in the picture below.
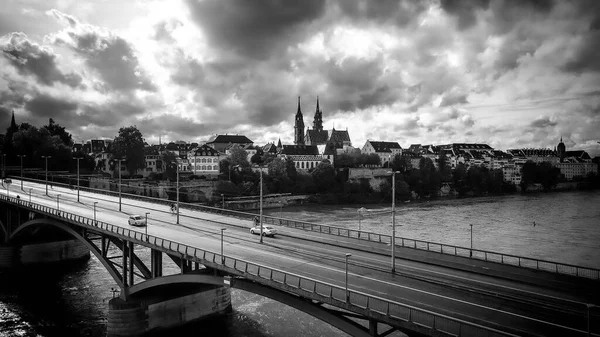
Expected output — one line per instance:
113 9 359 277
250 225 277 237
128 215 147 227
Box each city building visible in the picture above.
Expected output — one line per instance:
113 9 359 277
206 134 253 153
361 141 403 167
279 145 323 170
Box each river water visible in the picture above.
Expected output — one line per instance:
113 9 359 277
1 190 599 337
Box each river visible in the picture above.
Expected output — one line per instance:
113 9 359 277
1 190 599 337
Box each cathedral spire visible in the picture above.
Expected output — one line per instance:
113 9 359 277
313 96 323 132
294 96 305 145
277 138 282 149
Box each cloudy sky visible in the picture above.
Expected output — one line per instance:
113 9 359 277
1 0 599 156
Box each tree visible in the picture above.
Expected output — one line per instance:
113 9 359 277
250 152 263 165
229 147 250 168
438 154 451 182
312 162 336 192
44 118 73 146
160 151 178 181
391 154 412 173
112 126 146 175
335 153 354 168
285 157 297 182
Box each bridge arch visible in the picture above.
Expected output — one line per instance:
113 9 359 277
10 218 124 288
130 274 371 337
128 273 225 297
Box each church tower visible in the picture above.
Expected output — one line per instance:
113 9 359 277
313 96 323 132
294 96 305 145
557 136 566 163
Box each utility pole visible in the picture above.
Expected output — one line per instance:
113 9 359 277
74 157 82 202
116 158 123 211
42 155 51 195
259 167 263 243
176 163 180 225
389 171 399 273
17 154 26 190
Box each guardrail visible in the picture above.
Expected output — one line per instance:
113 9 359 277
7 176 600 280
1 194 520 337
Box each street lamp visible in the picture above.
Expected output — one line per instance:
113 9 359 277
176 163 180 225
279 201 283 218
345 253 352 302
470 224 473 257
259 166 264 243
387 171 400 273
116 158 124 211
74 157 82 202
41 155 51 195
145 212 150 239
357 207 367 232
93 201 98 223
56 194 61 211
221 228 227 264
17 154 26 190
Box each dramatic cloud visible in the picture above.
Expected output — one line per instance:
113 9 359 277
186 0 326 60
47 9 156 92
0 0 599 157
1 32 82 87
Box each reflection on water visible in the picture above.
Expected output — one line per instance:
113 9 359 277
1 190 599 337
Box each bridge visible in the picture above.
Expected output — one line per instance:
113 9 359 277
0 177 598 337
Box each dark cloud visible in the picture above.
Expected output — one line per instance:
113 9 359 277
440 92 468 107
186 0 326 60
48 10 156 92
561 30 600 73
440 0 490 30
24 93 78 122
336 0 428 27
1 32 82 88
441 0 554 32
530 116 557 128
137 114 216 140
171 58 205 87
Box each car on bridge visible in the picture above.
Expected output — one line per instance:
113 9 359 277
128 215 147 227
250 225 277 237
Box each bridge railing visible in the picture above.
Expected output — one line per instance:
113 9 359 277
1 194 520 337
7 176 600 280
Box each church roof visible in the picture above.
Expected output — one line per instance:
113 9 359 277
565 150 591 160
263 143 278 154
281 145 319 156
306 129 328 144
329 130 351 143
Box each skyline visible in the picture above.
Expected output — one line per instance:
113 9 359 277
1 0 599 156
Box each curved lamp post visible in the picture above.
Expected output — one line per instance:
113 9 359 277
17 154 26 190
41 155 51 196
386 171 400 273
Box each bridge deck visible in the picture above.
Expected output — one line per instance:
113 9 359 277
1 178 598 337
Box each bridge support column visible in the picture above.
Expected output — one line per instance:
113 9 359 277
107 285 231 337
0 244 17 268
369 319 377 336
20 239 89 265
151 249 162 278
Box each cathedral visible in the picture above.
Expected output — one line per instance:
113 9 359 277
293 97 351 148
